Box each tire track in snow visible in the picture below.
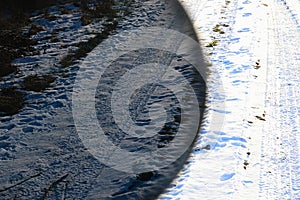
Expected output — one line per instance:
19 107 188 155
261 1 300 199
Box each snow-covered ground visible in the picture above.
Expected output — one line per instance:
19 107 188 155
0 0 299 199
161 0 300 199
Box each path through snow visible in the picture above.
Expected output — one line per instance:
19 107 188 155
161 0 300 199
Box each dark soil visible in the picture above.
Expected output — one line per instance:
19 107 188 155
23 74 56 92
0 64 17 77
0 87 25 116
0 31 37 78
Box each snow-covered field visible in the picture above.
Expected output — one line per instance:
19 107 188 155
161 0 300 199
0 0 299 199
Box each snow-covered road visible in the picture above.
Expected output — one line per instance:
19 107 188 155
161 0 300 199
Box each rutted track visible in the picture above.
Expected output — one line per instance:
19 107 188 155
161 0 300 199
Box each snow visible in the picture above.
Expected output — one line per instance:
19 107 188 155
0 0 299 199
160 0 300 199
